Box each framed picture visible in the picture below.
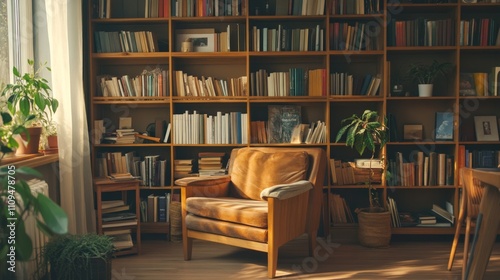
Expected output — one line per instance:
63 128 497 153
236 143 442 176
474 116 499 141
175 29 215 52
435 112 454 141
403 124 423 141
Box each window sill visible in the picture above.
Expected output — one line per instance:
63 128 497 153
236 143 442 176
0 153 59 168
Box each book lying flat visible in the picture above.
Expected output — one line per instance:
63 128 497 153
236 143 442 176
102 212 137 222
102 219 138 228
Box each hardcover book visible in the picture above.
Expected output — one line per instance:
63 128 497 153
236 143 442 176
267 105 302 143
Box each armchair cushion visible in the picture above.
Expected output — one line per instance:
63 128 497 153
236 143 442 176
229 149 309 200
185 213 268 243
185 197 268 228
260 180 313 200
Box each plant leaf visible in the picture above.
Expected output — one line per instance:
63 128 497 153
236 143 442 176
15 220 33 261
36 194 68 235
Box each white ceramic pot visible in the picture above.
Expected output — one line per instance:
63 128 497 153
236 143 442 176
418 84 433 97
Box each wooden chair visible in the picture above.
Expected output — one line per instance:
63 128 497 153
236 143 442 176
175 147 327 278
447 167 485 276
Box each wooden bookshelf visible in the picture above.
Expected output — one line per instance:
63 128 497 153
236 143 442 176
85 0 500 238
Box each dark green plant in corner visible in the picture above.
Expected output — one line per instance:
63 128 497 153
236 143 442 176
335 109 388 209
43 233 114 280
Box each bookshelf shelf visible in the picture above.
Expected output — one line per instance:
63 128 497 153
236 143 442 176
86 0 500 239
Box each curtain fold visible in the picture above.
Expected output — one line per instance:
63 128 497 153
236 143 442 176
44 0 95 234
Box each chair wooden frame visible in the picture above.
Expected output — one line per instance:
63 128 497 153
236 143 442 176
448 167 484 277
176 147 327 278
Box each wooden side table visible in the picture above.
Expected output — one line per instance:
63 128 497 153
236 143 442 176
94 178 141 256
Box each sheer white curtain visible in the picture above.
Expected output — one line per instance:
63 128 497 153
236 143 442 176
44 0 95 234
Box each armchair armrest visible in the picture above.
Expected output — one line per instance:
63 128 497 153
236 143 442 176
260 180 313 200
175 175 231 198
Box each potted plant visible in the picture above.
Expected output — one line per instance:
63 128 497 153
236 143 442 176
408 59 452 97
1 59 59 154
335 109 391 248
40 120 58 153
1 110 68 279
43 233 114 280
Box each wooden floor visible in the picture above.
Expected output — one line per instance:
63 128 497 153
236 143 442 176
112 234 500 280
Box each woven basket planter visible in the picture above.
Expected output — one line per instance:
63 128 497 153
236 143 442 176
357 208 391 248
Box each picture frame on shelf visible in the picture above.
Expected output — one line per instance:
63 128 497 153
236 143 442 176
175 29 215 52
474 116 499 142
403 124 423 141
435 112 454 141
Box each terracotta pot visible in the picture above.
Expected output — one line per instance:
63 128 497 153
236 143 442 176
48 135 58 149
15 126 43 155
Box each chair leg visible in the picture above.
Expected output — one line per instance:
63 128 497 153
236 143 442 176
268 246 278 278
183 234 193 261
448 206 465 270
462 217 472 280
308 233 317 257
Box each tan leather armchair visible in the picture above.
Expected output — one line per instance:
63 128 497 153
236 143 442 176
175 147 327 278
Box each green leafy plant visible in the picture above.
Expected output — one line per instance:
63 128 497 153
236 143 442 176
408 59 452 84
1 65 67 279
43 233 114 280
335 110 388 209
1 59 59 129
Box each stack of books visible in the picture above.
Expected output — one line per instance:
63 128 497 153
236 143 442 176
104 229 134 251
174 159 194 179
197 152 226 176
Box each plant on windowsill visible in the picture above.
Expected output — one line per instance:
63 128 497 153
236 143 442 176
335 109 391 248
1 59 59 154
43 233 114 280
0 107 68 279
408 59 452 97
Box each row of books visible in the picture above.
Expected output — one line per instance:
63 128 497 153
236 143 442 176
388 18 454 47
251 25 324 52
250 68 326 97
462 148 500 169
459 67 500 97
329 159 383 186
140 193 171 223
260 0 325 16
386 151 454 187
329 193 354 225
95 152 167 187
172 0 245 17
98 68 169 98
174 70 247 97
329 0 381 15
329 22 380 51
100 199 137 246
94 0 168 19
388 197 454 228
172 111 248 144
292 121 327 144
94 30 157 53
330 73 381 96
459 18 500 47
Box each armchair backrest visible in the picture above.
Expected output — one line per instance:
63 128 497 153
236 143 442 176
228 147 327 232
228 148 310 200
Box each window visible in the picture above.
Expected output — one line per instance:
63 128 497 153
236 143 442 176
0 0 10 86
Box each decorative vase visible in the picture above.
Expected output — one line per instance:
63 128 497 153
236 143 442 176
418 84 433 97
357 208 392 248
15 126 43 155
